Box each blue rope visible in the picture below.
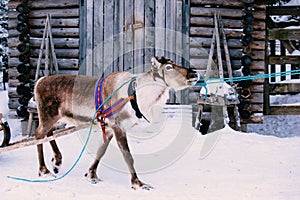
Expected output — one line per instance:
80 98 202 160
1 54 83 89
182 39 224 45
196 69 300 98
7 77 135 183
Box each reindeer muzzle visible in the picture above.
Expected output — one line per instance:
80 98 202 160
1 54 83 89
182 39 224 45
187 68 198 84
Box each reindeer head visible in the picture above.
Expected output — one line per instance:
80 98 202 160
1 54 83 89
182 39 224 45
151 56 197 91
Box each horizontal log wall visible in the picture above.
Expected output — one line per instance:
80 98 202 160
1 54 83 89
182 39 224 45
7 0 79 114
190 0 266 124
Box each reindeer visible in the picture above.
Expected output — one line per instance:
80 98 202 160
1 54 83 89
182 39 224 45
34 56 197 189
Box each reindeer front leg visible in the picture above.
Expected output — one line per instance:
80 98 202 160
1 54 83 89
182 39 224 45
113 124 153 190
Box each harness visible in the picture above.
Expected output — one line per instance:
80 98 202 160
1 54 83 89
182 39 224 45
94 77 148 143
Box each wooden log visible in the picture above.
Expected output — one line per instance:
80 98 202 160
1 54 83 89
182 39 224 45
190 27 240 38
29 8 79 18
241 115 264 124
249 93 264 104
8 78 20 88
249 104 264 113
30 27 79 38
30 48 79 59
0 126 79 153
9 57 79 70
8 87 20 99
30 38 79 49
28 0 79 9
190 17 243 29
190 47 243 59
29 18 79 28
250 84 264 93
268 28 300 40
191 7 266 20
191 0 266 10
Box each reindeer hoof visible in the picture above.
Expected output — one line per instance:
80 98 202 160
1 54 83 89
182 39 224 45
38 167 56 178
84 171 102 184
51 157 62 174
131 179 153 190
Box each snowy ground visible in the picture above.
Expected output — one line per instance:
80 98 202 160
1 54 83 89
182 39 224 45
1 85 300 200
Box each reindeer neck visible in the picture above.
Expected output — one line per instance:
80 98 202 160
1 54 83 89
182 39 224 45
135 72 170 120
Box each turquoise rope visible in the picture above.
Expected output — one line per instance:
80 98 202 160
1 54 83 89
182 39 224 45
196 69 300 98
7 77 135 183
6 69 300 182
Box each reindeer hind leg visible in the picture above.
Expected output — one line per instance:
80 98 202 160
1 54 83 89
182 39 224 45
35 116 60 177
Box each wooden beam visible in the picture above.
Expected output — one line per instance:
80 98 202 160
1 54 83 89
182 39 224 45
268 28 300 40
268 55 300 65
268 106 300 115
269 83 300 95
267 6 300 16
0 126 78 153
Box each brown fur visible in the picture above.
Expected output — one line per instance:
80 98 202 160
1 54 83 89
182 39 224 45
34 57 197 189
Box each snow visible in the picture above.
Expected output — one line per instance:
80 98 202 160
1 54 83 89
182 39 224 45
285 0 300 6
1 85 300 199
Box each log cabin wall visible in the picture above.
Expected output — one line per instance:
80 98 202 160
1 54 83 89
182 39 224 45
190 0 266 124
7 0 79 117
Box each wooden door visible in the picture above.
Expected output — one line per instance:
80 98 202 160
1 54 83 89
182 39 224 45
79 0 190 77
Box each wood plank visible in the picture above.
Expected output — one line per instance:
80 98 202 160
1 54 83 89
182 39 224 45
267 6 300 16
103 0 114 76
175 0 182 64
124 0 134 72
0 126 79 153
268 56 300 65
269 83 300 95
144 0 155 72
182 0 190 68
79 0 87 75
85 0 94 76
268 106 300 115
155 0 166 56
112 0 123 73
268 28 300 40
165 0 176 61
93 0 104 77
134 0 145 73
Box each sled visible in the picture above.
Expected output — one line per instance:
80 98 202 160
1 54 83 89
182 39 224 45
0 113 11 148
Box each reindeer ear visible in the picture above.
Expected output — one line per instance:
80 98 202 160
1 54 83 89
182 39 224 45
151 57 161 70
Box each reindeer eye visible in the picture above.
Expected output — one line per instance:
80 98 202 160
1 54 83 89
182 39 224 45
165 64 173 71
